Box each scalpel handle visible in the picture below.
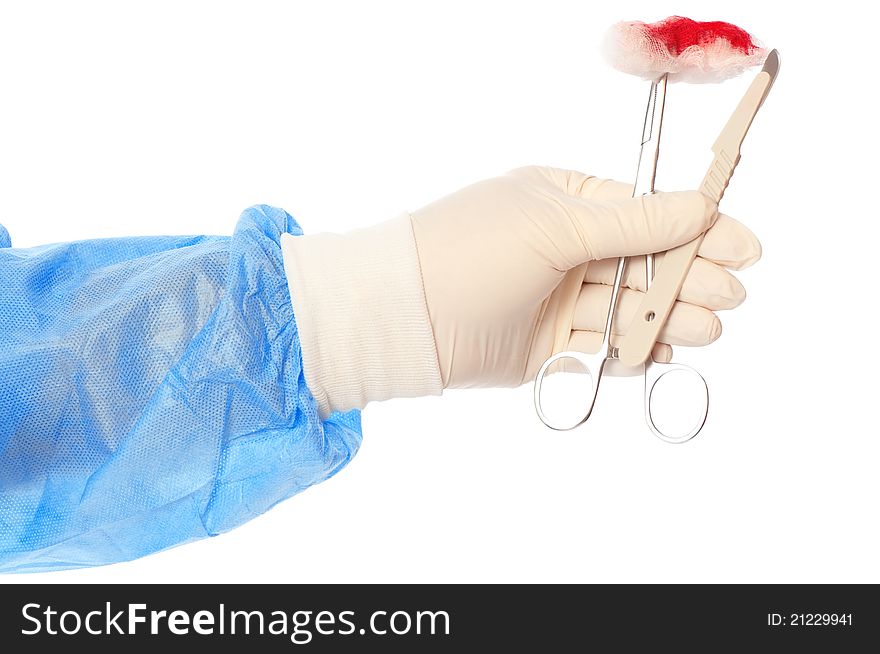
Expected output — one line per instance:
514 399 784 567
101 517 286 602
618 62 775 368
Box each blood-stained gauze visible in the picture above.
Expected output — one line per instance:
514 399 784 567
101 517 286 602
603 16 767 83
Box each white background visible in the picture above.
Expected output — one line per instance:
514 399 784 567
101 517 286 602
1 1 877 583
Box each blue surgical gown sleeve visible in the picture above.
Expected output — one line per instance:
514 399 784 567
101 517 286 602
0 206 362 573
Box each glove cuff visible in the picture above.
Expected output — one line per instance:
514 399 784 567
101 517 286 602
281 214 442 417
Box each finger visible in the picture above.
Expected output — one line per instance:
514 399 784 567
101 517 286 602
584 192 760 270
585 256 746 310
569 176 761 270
567 330 672 363
556 190 718 262
570 205 760 273
651 342 672 363
584 182 761 269
575 192 760 270
509 166 737 266
700 213 762 270
557 173 762 271
572 285 722 346
518 167 760 270
509 168 760 267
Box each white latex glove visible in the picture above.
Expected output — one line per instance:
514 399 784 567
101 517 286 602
282 166 760 416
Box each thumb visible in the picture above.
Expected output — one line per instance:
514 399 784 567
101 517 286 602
557 190 718 264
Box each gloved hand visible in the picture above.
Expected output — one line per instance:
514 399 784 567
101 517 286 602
281 166 760 415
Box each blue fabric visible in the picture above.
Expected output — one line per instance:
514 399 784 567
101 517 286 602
0 206 362 573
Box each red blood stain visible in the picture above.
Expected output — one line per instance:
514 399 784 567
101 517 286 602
644 16 758 55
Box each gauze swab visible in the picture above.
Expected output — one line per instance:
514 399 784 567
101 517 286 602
603 16 767 84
